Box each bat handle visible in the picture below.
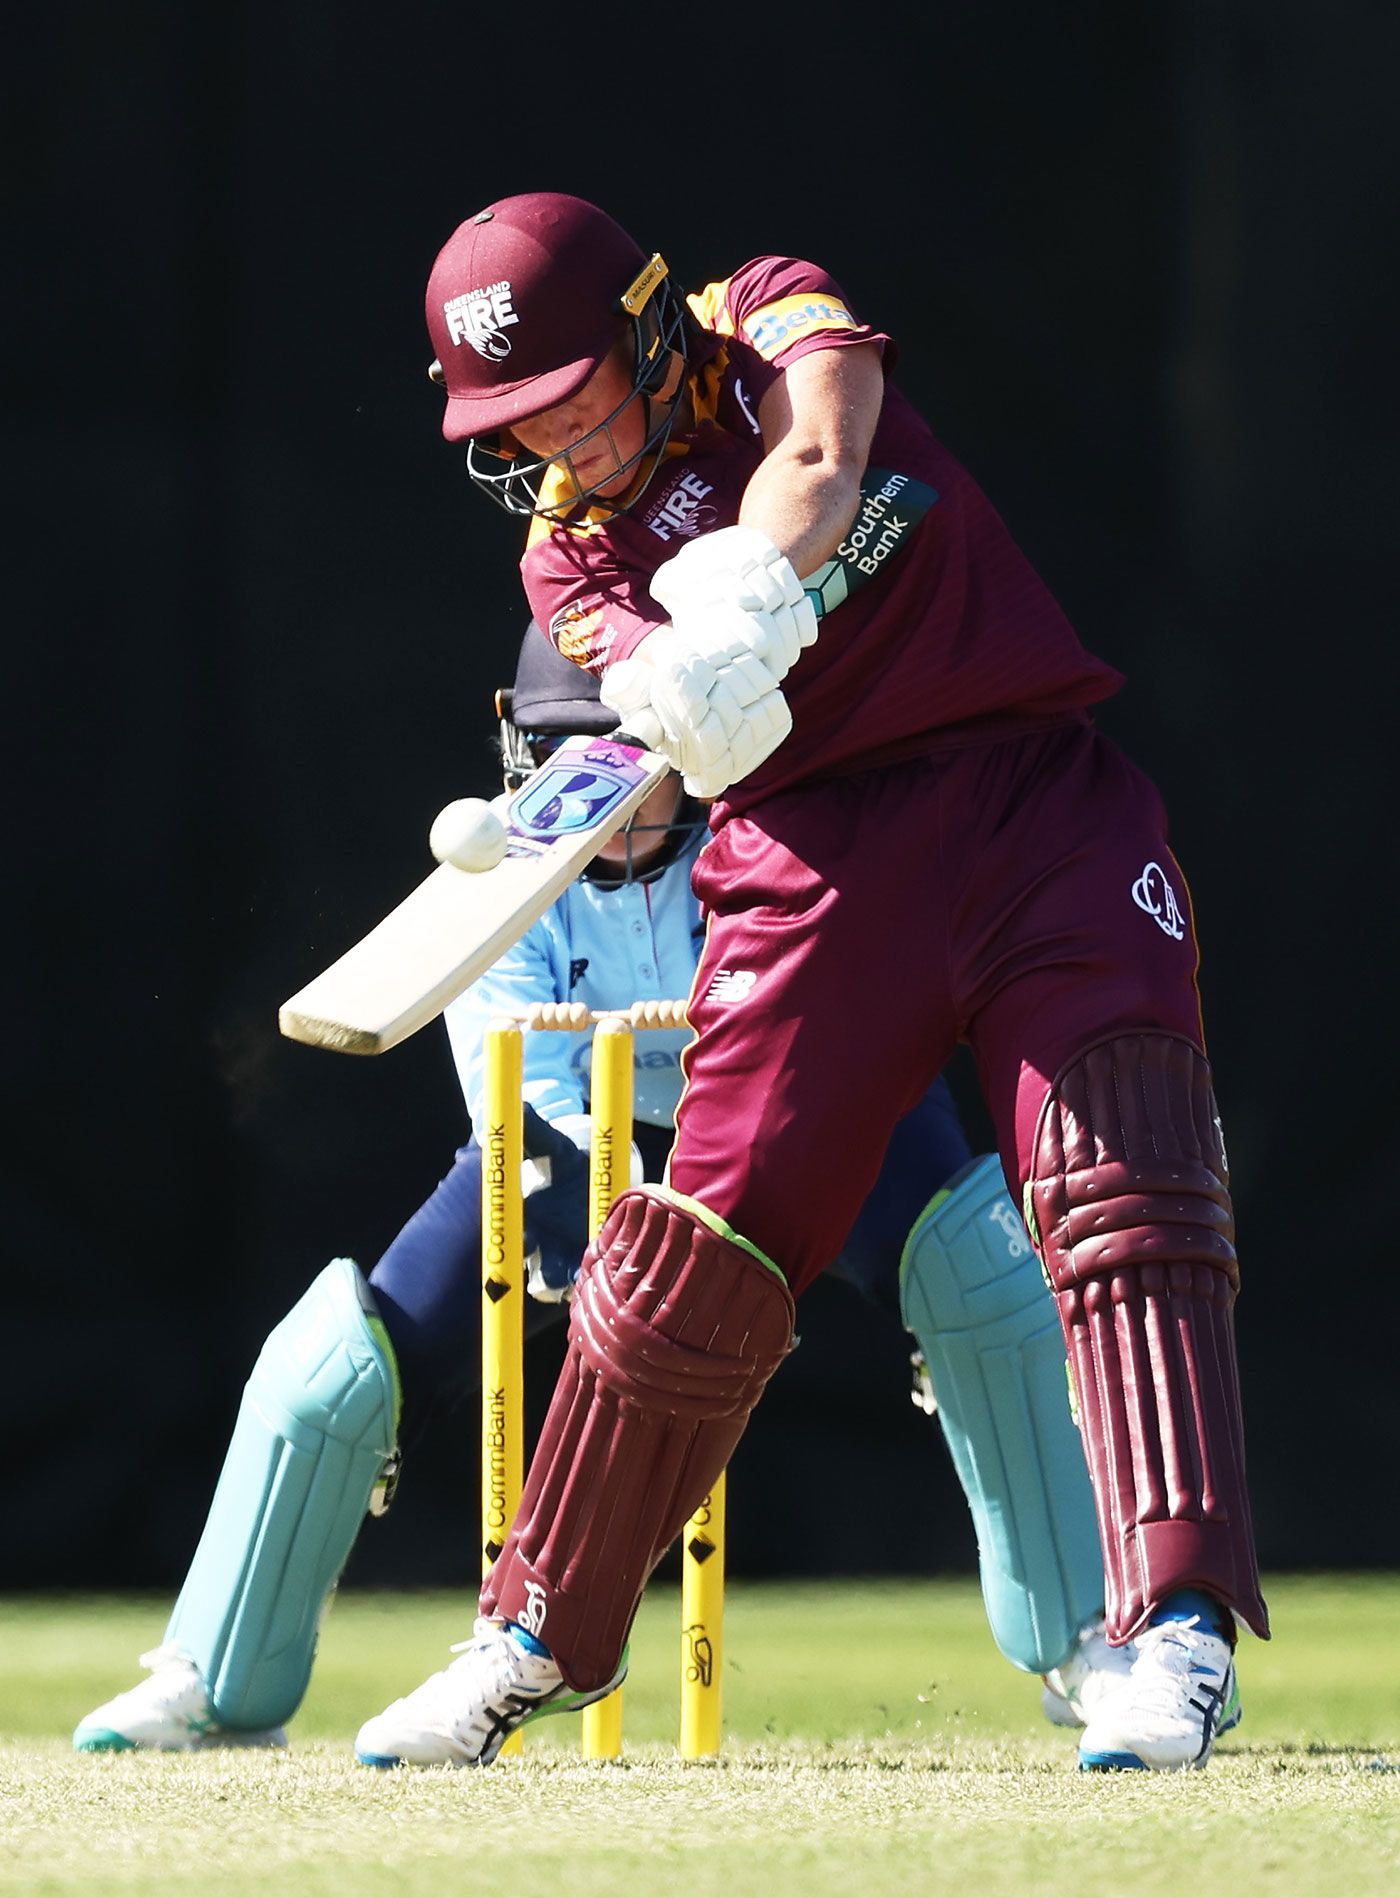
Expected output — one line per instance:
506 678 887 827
611 708 665 751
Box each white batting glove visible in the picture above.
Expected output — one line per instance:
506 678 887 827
650 526 818 678
602 615 792 800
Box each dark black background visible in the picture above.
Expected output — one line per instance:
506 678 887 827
8 1 1396 1591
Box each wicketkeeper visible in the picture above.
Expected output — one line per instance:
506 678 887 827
360 191 1269 1773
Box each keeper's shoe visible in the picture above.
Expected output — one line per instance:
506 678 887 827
355 1617 627 1768
1041 1618 1138 1729
73 1646 288 1753
1077 1605 1241 1772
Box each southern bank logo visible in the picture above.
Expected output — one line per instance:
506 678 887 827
443 279 519 360
645 469 717 542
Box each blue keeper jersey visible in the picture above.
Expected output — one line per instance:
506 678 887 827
445 832 706 1131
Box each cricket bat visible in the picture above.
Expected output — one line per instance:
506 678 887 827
280 470 938 1058
279 727 667 1055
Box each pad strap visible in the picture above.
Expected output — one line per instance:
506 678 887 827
1028 1034 1269 1641
481 1189 794 1689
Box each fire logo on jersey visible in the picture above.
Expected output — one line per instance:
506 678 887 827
443 279 519 360
644 470 717 542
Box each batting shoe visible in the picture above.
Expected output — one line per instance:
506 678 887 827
73 1646 287 1753
355 1617 627 1768
1040 1618 1138 1729
1077 1592 1242 1771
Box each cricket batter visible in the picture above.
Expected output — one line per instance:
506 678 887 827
73 628 1130 1756
357 191 1269 1772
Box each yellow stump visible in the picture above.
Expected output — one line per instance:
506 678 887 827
481 1019 525 1756
680 1471 726 1758
580 1016 633 1762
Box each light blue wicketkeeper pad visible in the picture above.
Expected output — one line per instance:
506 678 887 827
899 1155 1103 1673
165 1258 400 1729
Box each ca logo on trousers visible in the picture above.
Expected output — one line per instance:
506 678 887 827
1132 861 1185 939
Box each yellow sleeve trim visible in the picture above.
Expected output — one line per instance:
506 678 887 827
740 293 859 362
686 278 737 338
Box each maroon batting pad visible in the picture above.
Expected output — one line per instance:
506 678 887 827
480 1189 795 1689
1028 1034 1269 1643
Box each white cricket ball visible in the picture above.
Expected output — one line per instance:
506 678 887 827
428 797 508 872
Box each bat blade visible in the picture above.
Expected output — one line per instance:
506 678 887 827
278 734 668 1054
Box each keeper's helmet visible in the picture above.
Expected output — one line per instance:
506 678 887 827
498 623 704 884
425 192 688 521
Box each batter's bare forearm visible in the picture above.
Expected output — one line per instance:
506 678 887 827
747 342 885 575
738 452 865 580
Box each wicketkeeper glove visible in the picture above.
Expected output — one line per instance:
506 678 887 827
519 1105 643 1302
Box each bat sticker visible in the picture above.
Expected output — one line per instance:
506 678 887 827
510 743 653 841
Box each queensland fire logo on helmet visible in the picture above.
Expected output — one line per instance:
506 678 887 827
443 280 519 360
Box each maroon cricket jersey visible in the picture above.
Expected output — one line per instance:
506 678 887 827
520 256 1124 812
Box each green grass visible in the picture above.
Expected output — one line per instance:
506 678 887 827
3 1577 1398 1896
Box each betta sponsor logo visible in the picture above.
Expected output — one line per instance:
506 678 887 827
645 470 717 542
443 279 519 360
743 294 858 362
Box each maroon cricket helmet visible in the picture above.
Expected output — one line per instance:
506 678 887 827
425 193 649 442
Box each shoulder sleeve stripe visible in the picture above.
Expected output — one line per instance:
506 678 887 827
738 293 861 362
